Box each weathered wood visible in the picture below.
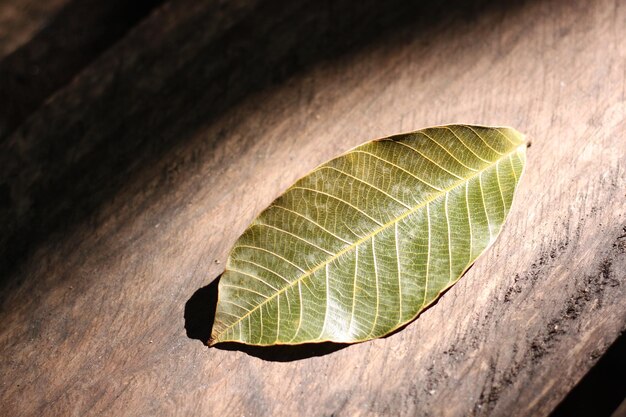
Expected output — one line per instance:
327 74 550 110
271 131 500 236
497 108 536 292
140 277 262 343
612 399 626 417
0 0 68 59
1 0 625 416
0 0 164 138
551 333 626 416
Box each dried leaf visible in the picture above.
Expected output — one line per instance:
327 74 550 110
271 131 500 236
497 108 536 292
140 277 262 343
211 125 526 346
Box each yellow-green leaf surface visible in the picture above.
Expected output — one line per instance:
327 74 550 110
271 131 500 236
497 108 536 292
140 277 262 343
210 125 526 346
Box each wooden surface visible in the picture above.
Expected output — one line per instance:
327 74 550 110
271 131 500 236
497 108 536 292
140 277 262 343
1 0 625 415
0 0 68 58
0 0 164 138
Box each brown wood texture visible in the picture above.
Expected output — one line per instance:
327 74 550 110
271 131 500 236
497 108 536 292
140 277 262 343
0 0 164 138
1 0 625 415
0 0 68 59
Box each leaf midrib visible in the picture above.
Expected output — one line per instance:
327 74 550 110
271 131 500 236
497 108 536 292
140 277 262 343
216 143 524 341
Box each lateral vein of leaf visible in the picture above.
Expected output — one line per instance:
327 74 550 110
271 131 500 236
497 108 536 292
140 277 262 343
319 264 330 339
508 153 518 182
275 293 280 343
347 246 359 335
394 221 403 323
222 299 253 312
421 203 432 310
315 165 412 209
351 150 443 191
495 160 507 214
366 236 380 339
417 131 479 172
288 281 304 343
231 258 290 286
222 282 270 299
285 286 291 315
466 125 504 155
291 186 384 226
270 204 352 244
465 182 473 262
216 145 522 340
227 267 280 290
495 128 518 146
443 126 491 164
233 244 306 273
258 306 263 344
514 151 525 172
219 311 243 319
251 222 334 255
478 172 493 242
445 193 453 284
386 138 464 179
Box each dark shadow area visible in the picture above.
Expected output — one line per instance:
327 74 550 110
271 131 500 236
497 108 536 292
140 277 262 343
184 278 219 344
0 0 531 298
550 330 626 417
0 0 165 139
216 341 349 362
184 275 348 362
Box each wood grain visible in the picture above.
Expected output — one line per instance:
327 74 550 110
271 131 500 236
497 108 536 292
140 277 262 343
0 0 164 138
0 0 68 59
1 0 625 416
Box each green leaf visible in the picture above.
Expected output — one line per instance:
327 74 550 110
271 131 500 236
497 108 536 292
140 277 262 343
210 125 526 346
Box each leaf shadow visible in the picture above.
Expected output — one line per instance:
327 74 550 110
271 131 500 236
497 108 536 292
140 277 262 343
185 266 478 360
184 275 349 362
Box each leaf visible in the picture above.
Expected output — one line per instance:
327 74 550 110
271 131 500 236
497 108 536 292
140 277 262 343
210 125 526 346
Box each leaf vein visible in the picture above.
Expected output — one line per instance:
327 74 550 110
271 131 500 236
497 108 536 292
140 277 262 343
382 138 464 180
352 150 443 191
216 145 522 341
